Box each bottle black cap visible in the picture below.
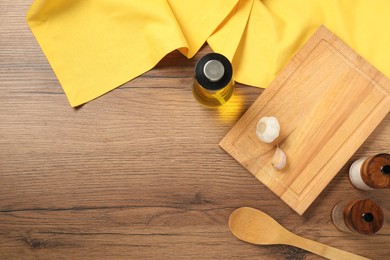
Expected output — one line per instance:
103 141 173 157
195 53 233 91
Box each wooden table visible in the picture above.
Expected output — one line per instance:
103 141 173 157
1 2 389 259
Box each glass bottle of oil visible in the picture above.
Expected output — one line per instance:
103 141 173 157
192 53 234 107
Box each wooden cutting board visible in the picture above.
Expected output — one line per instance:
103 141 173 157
220 26 390 215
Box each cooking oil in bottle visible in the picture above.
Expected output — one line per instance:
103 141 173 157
192 53 234 107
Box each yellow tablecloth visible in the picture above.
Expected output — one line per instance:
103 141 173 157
27 0 390 107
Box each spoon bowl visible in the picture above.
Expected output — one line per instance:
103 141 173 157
229 206 290 245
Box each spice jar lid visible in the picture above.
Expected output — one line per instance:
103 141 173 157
195 53 233 91
344 198 384 235
361 153 390 189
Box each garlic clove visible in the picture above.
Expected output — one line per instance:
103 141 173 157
272 146 287 170
256 116 280 143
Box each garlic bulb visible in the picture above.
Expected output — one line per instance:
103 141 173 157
272 146 287 170
256 116 280 143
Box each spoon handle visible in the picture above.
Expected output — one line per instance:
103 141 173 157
286 232 369 260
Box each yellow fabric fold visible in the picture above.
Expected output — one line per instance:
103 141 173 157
207 0 254 61
27 0 189 107
231 0 390 88
27 0 390 107
167 0 239 58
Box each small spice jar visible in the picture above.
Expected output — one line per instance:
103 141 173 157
331 198 384 235
192 53 234 107
349 153 390 190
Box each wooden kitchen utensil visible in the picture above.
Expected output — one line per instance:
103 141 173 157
229 207 369 260
220 26 390 215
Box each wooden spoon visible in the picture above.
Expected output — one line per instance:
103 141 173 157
229 207 369 260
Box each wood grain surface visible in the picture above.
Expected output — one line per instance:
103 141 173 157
0 1 389 259
220 26 390 215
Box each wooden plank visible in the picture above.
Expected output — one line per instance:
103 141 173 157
220 26 390 215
